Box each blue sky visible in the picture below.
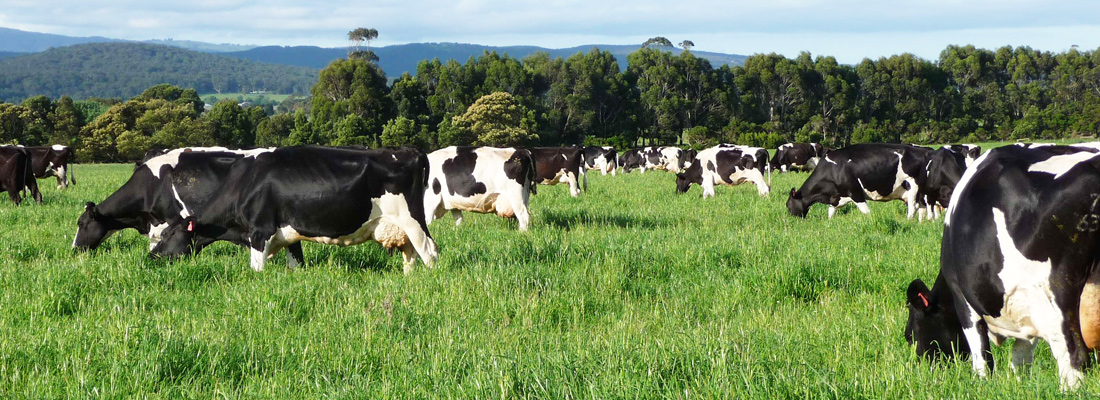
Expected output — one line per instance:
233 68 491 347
1 0 1097 63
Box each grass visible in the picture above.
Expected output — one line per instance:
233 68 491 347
1 152 1098 398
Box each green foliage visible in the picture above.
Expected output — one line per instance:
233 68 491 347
310 58 392 146
255 113 295 147
380 116 427 149
452 92 538 147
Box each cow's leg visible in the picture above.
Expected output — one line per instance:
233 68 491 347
746 170 769 196
392 217 438 273
1010 338 1036 374
55 166 67 189
26 178 41 204
904 180 920 220
959 303 993 378
423 192 444 225
248 231 277 272
1044 285 1091 390
829 197 853 219
701 176 716 198
6 187 21 205
567 172 580 197
507 189 531 232
451 209 464 226
285 242 304 269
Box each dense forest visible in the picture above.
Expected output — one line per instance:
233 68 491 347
0 43 317 102
0 43 1098 162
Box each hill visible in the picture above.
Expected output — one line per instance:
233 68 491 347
0 42 317 102
226 43 749 76
0 26 256 53
0 51 25 60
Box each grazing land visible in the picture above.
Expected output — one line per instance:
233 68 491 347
0 161 1096 398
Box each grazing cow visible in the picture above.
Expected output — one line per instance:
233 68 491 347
786 143 931 219
943 144 982 167
529 146 585 197
676 145 771 197
74 148 274 252
645 146 688 173
770 142 826 172
915 147 966 220
424 146 536 231
140 146 232 163
682 149 698 168
906 144 1100 390
150 146 438 274
583 146 618 176
619 148 645 173
25 145 76 189
0 146 41 205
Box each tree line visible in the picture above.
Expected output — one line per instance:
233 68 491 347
1 43 1098 162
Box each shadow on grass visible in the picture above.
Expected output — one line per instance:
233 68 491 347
541 209 669 230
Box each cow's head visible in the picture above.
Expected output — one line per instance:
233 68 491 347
787 188 809 218
149 217 201 259
74 202 115 250
905 279 969 360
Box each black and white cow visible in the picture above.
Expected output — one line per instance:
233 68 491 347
644 146 688 173
425 146 536 231
529 146 585 197
786 143 931 219
0 146 41 205
149 146 438 274
74 148 273 251
676 145 771 197
619 149 645 173
25 145 76 189
915 147 966 221
943 144 982 167
583 146 618 176
770 142 826 172
906 143 1100 390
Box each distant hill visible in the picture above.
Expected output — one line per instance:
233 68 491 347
225 43 750 77
0 42 317 102
0 26 256 53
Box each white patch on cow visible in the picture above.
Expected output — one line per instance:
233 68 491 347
986 207 1082 389
143 152 184 178
51 144 65 151
171 185 191 218
824 155 837 165
945 150 993 226
238 148 275 158
855 202 870 214
1028 151 1100 179
779 143 793 150
148 222 169 250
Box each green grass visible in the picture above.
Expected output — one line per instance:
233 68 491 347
1 155 1098 398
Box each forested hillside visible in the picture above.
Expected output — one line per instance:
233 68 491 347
0 51 24 60
226 43 748 76
0 43 317 102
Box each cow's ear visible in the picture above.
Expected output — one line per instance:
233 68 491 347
84 201 95 211
907 279 932 311
789 188 801 199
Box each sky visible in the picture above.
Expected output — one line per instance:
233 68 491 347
0 0 1097 63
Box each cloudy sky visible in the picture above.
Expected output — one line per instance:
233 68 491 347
1 0 1097 63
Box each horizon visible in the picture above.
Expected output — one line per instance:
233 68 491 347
0 1 1097 64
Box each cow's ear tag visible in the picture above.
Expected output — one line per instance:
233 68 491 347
917 292 929 308
187 221 194 232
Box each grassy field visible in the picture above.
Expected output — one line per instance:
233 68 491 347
1 159 1098 398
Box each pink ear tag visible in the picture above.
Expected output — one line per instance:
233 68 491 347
187 221 194 232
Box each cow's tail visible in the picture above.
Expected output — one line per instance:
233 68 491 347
581 154 588 192
523 149 537 196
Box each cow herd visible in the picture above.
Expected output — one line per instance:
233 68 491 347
8 139 1100 390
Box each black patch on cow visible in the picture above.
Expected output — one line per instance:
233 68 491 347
707 160 716 172
441 147 487 197
432 178 441 195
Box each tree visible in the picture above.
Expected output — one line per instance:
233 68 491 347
347 27 379 56
452 92 538 147
642 37 674 48
310 57 392 145
380 116 427 148
679 40 695 52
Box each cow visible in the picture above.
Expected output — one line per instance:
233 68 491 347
74 148 274 252
149 146 438 274
676 145 771 197
943 144 982 167
770 142 826 172
583 146 618 176
25 145 76 189
645 146 688 173
141 146 232 164
786 143 931 219
915 147 966 221
424 146 536 231
905 143 1100 390
619 149 645 173
529 146 585 197
0 146 41 205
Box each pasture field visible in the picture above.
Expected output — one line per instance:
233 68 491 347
1 161 1098 398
